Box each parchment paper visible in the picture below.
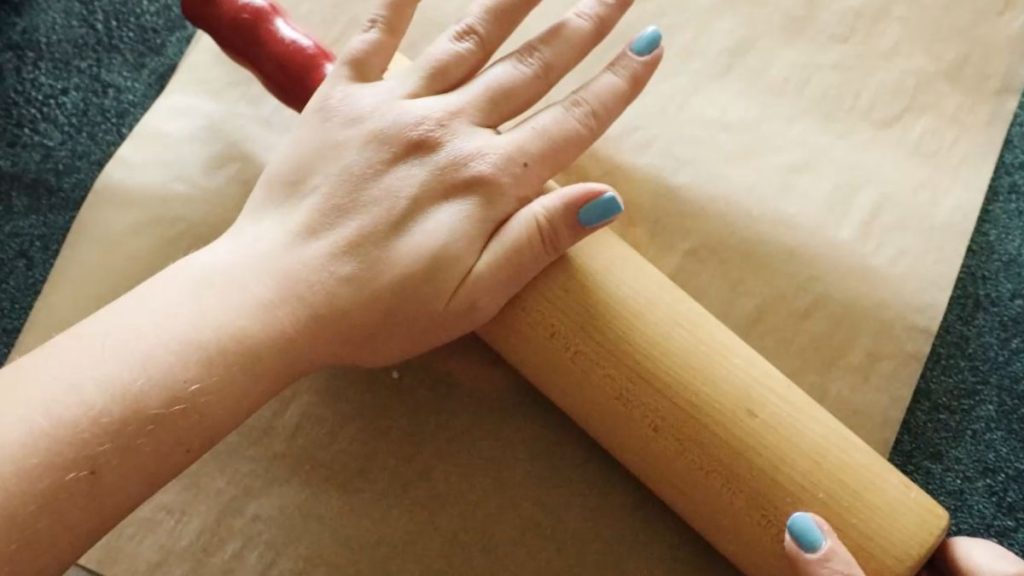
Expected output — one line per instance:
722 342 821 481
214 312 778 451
11 0 1024 573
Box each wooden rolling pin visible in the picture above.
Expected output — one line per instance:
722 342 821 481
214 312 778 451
482 230 949 575
185 2 950 574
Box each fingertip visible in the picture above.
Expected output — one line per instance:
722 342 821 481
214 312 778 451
628 25 663 58
575 188 624 230
786 512 828 556
624 26 665 78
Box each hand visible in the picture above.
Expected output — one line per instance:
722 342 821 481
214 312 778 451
784 512 1024 575
0 4 664 572
220 0 663 369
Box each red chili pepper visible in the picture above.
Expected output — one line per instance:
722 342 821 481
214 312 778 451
181 0 336 112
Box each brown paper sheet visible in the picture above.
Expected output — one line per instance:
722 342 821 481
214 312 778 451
11 0 1024 573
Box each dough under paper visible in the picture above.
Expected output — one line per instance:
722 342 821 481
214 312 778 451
11 0 1024 573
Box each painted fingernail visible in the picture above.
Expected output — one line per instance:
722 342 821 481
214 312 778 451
629 25 663 57
578 192 624 229
787 512 826 554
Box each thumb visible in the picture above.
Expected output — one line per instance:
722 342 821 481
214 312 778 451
929 536 1024 574
785 512 866 576
450 183 624 323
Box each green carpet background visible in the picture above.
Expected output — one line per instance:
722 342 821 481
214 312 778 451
1 0 1021 559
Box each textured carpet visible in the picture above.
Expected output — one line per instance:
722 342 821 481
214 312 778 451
1 0 1021 560
889 106 1024 552
0 0 193 355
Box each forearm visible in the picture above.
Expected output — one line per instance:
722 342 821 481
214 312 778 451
0 0 664 571
0 236 309 575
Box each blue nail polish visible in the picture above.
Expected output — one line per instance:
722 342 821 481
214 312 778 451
787 512 826 554
629 25 663 57
578 192 624 228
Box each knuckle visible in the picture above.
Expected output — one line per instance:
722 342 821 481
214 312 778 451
455 153 510 192
361 12 388 35
567 0 634 40
511 43 553 85
449 17 489 54
395 112 451 156
531 202 567 260
562 92 603 134
402 127 446 156
568 4 604 29
605 55 637 85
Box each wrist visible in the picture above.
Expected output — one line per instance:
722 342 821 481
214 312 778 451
177 230 323 381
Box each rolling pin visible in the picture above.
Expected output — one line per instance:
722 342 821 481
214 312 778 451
183 1 950 573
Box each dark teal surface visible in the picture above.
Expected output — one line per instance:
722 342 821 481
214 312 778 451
889 100 1024 553
1 0 1021 558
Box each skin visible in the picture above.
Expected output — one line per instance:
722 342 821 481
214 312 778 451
0 0 661 574
786 514 1024 576
0 1 1017 575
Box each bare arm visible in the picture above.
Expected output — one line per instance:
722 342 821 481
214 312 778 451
0 240 307 574
0 0 664 573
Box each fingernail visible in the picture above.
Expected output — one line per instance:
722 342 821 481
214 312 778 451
578 191 624 229
629 25 663 57
787 512 826 554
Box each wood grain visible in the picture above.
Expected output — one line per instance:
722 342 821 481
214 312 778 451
481 229 949 575
18 0 1010 568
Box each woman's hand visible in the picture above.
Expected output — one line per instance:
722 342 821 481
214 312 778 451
784 512 1024 575
0 3 663 573
223 0 663 369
